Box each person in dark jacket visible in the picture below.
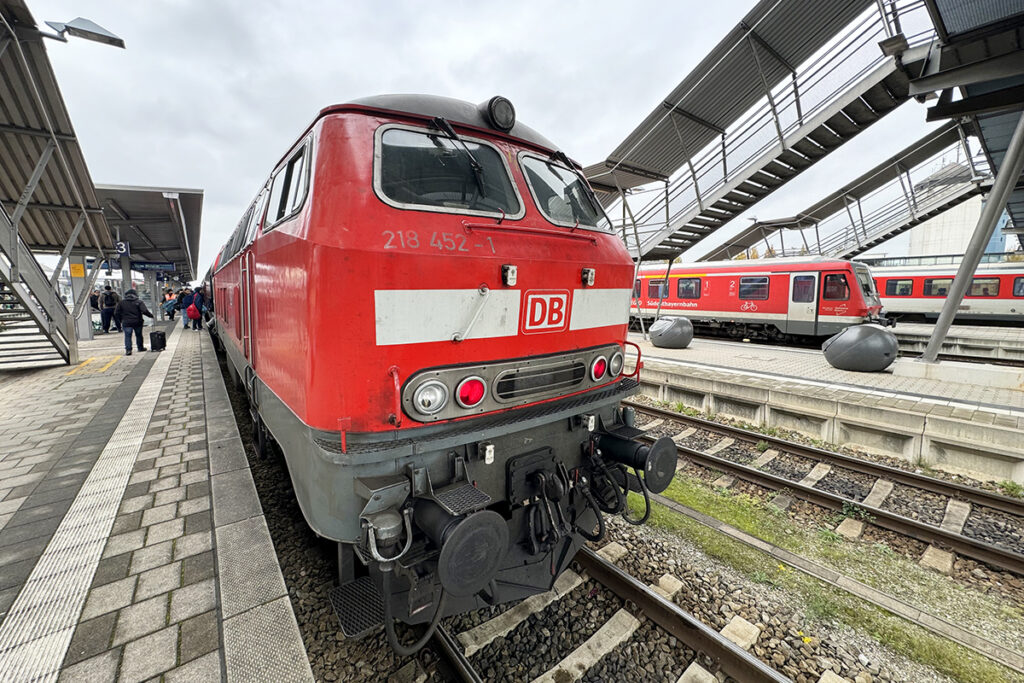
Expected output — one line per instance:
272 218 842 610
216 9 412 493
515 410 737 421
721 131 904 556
114 290 153 355
99 285 122 333
179 288 195 330
190 287 205 331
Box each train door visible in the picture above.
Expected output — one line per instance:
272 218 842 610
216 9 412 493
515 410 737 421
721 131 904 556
788 272 818 335
240 251 255 365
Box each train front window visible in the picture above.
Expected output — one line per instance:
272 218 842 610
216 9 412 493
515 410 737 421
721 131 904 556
968 277 999 297
677 277 700 299
923 278 952 297
520 155 612 232
885 279 913 296
738 276 769 300
853 266 876 299
823 274 850 300
377 127 522 218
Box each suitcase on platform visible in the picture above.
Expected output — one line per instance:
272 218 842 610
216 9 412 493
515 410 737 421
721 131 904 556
150 330 166 351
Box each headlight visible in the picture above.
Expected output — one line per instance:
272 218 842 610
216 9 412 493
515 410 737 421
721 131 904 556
608 351 624 377
412 380 449 415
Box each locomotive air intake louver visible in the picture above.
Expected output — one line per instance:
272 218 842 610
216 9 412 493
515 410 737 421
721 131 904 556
494 360 586 400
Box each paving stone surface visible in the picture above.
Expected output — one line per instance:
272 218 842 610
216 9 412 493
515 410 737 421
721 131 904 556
2 326 312 682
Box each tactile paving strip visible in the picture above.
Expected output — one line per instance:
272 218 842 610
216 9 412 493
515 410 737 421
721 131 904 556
0 327 184 683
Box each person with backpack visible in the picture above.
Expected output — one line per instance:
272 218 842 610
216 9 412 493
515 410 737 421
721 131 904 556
179 288 195 330
114 290 154 355
99 285 122 333
189 286 206 331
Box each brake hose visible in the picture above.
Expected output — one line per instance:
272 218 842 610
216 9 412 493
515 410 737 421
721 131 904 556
382 571 448 656
621 465 651 526
572 483 606 542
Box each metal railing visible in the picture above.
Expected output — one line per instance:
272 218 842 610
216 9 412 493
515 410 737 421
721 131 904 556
813 149 990 256
616 0 936 255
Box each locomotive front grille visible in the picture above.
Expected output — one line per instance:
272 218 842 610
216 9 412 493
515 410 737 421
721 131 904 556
494 361 586 400
401 344 624 422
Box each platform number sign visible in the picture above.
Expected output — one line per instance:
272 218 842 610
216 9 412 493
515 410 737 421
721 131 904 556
115 241 130 257
522 290 570 334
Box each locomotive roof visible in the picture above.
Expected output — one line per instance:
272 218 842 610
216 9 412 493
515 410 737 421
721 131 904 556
326 94 562 153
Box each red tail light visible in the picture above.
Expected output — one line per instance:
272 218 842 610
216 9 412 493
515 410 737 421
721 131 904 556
590 356 607 382
456 377 487 408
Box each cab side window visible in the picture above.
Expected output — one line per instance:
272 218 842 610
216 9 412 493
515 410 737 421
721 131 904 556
265 141 311 231
823 274 850 300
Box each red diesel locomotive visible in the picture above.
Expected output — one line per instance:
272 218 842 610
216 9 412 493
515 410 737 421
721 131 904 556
207 95 675 652
632 257 885 341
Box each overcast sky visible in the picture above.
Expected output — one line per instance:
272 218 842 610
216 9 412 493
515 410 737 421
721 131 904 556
31 0 964 277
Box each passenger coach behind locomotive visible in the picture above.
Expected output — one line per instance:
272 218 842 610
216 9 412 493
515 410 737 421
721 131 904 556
207 94 674 652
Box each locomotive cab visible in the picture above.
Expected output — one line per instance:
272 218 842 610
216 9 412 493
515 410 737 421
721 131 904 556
210 94 672 652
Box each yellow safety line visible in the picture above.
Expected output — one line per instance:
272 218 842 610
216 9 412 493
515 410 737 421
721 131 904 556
66 357 96 375
98 356 119 372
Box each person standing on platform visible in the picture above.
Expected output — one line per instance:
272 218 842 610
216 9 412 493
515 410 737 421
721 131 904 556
164 288 177 321
99 285 122 334
180 287 195 330
89 289 100 312
190 287 206 331
114 289 153 355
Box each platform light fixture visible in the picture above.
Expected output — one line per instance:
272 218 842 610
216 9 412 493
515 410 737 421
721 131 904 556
43 17 125 49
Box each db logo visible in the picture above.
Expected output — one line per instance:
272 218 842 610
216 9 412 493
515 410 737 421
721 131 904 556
522 290 570 333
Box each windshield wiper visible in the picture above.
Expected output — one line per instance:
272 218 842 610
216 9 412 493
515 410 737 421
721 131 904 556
432 117 486 196
552 150 601 206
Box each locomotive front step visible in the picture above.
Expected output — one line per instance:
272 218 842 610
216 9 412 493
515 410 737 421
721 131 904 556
328 575 384 639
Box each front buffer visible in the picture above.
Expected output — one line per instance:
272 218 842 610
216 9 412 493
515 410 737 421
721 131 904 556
328 378 676 654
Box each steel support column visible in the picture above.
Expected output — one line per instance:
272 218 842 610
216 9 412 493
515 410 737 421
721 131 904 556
920 112 1024 362
69 254 94 343
120 253 132 294
615 180 647 339
50 212 86 286
9 139 56 280
654 258 675 320
746 36 786 148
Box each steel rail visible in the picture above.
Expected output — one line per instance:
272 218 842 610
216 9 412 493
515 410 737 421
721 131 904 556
430 625 483 683
625 400 1024 518
576 547 790 683
627 411 1024 574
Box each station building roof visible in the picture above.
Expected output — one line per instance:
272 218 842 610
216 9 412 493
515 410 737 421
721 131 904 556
0 0 113 254
96 184 203 281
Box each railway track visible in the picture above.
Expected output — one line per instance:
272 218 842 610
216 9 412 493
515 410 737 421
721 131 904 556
429 544 787 683
626 400 1024 576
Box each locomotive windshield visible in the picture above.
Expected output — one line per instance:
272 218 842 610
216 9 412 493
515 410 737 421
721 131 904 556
377 127 522 217
520 155 612 231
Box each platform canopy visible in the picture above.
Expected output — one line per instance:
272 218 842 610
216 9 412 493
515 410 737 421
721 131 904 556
96 184 203 281
583 0 875 198
917 0 1024 232
0 0 113 254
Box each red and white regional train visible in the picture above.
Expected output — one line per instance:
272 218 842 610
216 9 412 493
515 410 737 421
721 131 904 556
632 257 885 341
205 95 675 652
871 261 1024 324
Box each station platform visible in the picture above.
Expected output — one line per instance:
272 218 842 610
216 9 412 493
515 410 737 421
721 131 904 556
0 324 313 682
629 334 1024 483
893 323 1024 362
